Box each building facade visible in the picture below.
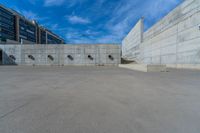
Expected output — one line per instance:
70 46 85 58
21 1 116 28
0 5 65 44
0 5 16 42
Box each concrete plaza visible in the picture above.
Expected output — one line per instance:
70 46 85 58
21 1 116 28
0 66 200 133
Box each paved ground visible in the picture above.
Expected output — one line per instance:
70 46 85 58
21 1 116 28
0 66 200 133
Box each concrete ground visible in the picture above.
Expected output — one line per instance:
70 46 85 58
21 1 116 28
0 66 200 133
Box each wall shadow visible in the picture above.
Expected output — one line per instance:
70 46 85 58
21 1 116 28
0 49 2 65
0 49 17 65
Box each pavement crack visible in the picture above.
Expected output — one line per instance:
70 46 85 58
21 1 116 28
0 101 31 120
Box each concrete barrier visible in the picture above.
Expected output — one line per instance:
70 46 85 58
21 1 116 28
0 44 121 66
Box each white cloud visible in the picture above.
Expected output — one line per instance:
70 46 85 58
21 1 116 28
100 0 183 43
50 23 59 30
20 10 49 22
41 0 182 44
44 0 88 7
21 10 39 20
44 0 65 6
67 15 91 24
65 33 92 44
64 28 102 44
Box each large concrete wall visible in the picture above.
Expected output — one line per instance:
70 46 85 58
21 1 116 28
122 0 200 69
0 44 121 66
122 19 143 61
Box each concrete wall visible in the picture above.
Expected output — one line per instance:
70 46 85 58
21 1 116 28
122 19 143 61
0 44 121 66
122 0 200 69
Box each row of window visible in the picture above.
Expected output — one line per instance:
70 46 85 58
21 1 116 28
19 32 36 42
0 17 14 25
0 8 16 42
0 6 64 44
0 22 15 30
19 19 36 32
0 32 15 40
19 20 36 43
20 29 35 35
0 27 15 34
19 36 36 42
40 30 46 44
0 11 15 20
0 7 13 16
47 34 62 44
19 24 36 32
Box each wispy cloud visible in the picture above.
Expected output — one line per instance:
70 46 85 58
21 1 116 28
21 10 39 20
44 0 88 7
50 23 59 30
19 10 49 23
64 28 102 44
28 0 39 5
5 0 183 43
44 0 65 7
64 0 182 43
65 32 92 44
98 0 183 43
66 15 91 24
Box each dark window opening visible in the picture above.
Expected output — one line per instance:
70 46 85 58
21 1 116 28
0 49 2 65
108 55 114 60
67 55 74 60
88 55 93 60
9 55 16 61
48 55 54 61
28 55 35 60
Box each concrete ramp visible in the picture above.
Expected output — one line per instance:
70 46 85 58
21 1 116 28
119 64 167 72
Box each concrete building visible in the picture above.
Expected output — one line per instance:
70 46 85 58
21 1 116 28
122 0 200 69
0 5 65 44
0 44 121 66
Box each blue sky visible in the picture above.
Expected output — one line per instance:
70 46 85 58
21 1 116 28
1 0 183 44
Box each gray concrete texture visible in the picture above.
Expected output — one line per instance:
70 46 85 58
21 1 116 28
122 19 143 61
0 44 121 66
122 0 200 69
0 66 200 133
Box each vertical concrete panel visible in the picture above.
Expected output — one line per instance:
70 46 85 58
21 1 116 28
64 45 75 65
84 45 97 65
74 45 84 65
46 45 60 65
22 45 37 65
98 45 107 65
59 45 65 66
105 45 121 65
35 45 46 65
122 19 143 60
